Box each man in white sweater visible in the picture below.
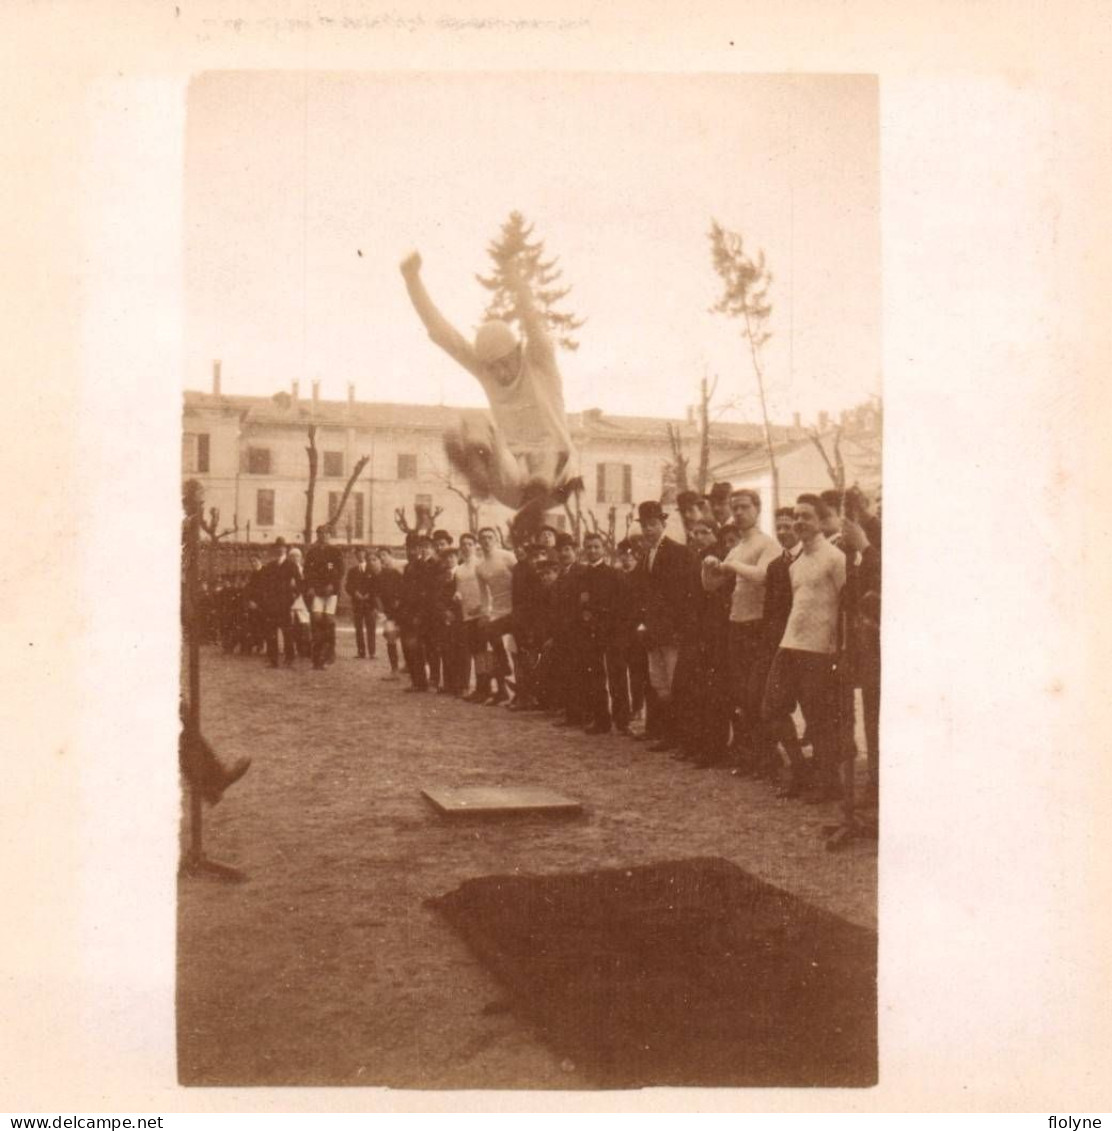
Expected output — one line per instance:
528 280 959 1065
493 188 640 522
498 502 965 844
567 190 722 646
761 493 848 803
702 488 781 772
474 527 517 706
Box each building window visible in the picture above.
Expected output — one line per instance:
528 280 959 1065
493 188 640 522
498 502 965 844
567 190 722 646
328 491 342 522
256 489 275 527
597 462 632 504
182 432 210 474
353 493 364 540
397 453 417 480
246 446 272 475
323 450 344 478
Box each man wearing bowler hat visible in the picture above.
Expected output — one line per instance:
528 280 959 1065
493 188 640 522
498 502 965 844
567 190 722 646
633 500 696 752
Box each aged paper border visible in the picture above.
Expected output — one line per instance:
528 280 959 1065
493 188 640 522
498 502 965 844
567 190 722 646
2 0 1110 1114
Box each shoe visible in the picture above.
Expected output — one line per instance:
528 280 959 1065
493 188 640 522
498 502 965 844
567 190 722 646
551 719 578 729
381 671 399 681
464 690 489 704
204 756 251 805
615 725 632 736
356 652 366 660
486 688 509 706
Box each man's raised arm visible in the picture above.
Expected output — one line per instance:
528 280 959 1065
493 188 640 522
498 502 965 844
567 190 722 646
400 251 484 378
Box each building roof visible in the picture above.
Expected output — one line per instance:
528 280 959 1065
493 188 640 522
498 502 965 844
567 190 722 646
711 429 882 484
182 389 806 450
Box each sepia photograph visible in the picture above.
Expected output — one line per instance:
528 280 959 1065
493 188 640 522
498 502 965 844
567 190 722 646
178 71 882 1090
4 0 1110 1117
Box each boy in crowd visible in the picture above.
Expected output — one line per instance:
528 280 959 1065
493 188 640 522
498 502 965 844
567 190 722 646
614 539 648 729
578 530 629 735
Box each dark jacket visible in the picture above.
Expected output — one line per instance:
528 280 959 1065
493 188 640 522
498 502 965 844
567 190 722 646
375 566 403 620
512 563 545 647
577 560 622 646
615 567 648 645
762 548 797 651
638 536 696 648
304 543 345 596
554 563 587 643
346 563 375 605
398 557 438 629
690 546 730 653
258 556 300 617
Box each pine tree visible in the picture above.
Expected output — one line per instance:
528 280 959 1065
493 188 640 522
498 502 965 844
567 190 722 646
475 211 585 352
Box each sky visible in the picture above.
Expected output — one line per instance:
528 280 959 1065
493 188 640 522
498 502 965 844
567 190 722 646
185 72 880 425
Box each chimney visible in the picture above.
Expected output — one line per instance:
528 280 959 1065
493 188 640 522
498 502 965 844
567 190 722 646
818 410 830 431
347 382 355 408
291 379 300 403
212 359 222 397
792 411 801 430
312 380 321 409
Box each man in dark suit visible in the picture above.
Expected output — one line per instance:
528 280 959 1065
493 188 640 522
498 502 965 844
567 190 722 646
346 548 377 659
258 537 300 668
634 500 696 752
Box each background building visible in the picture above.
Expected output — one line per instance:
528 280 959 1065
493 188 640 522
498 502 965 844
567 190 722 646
183 365 879 545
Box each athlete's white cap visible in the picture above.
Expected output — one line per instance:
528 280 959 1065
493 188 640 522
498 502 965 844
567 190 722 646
474 320 518 363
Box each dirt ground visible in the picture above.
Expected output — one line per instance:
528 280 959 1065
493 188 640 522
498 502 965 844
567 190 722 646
178 623 877 1090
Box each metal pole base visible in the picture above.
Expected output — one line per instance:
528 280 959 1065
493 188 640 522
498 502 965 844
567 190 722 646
179 852 248 883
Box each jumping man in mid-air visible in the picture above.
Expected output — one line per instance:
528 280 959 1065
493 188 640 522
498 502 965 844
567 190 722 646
399 249 581 539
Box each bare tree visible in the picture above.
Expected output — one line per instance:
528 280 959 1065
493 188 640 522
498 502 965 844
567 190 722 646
663 423 690 499
695 372 718 495
302 424 318 547
394 503 444 537
708 219 779 510
200 505 238 543
585 504 619 550
426 457 482 534
324 455 370 534
809 427 846 492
